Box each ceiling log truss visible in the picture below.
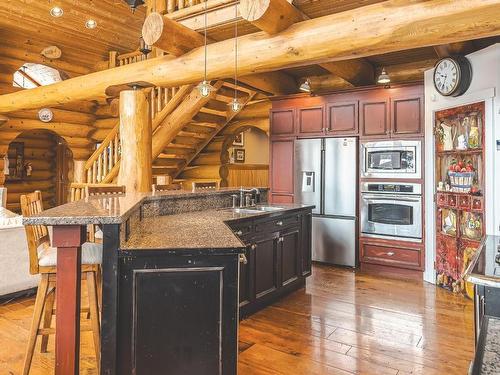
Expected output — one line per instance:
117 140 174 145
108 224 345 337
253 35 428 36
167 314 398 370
0 0 499 112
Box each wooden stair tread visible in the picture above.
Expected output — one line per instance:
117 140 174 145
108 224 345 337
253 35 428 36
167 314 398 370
177 130 208 139
198 106 227 118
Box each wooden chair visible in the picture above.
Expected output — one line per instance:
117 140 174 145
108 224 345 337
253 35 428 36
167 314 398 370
20 191 102 375
85 184 125 196
84 184 125 242
152 183 182 193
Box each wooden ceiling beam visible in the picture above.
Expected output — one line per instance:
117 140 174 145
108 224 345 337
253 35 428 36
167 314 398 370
239 0 373 87
0 0 499 112
379 59 437 83
239 0 306 34
142 11 296 95
306 74 354 92
433 41 476 58
319 60 374 86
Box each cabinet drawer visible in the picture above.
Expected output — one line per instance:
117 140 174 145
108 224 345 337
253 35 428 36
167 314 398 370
230 221 254 238
255 214 301 233
362 243 422 269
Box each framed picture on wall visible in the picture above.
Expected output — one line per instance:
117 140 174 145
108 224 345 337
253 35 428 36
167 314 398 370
234 148 245 163
233 132 244 147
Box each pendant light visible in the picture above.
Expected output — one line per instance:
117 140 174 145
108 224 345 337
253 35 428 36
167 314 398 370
229 4 242 112
197 0 215 97
377 68 391 84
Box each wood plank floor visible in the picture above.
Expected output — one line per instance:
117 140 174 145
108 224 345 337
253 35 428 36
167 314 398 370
0 264 474 374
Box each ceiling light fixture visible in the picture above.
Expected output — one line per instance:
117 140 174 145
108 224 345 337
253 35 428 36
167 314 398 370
85 19 97 29
377 68 391 85
197 0 215 98
229 4 241 112
299 79 311 93
50 6 64 17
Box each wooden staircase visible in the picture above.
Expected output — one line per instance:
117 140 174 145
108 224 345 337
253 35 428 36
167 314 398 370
83 50 256 188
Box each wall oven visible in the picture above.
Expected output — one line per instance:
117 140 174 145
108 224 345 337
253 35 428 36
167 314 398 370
361 182 422 241
361 140 421 179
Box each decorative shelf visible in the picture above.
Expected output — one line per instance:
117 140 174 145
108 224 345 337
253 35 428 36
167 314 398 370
437 149 483 156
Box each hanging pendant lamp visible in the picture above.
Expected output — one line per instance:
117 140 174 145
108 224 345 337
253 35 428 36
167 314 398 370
229 4 241 112
197 0 215 97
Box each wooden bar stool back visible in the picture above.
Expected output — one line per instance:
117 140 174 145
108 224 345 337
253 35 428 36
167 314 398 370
152 183 182 193
20 190 102 375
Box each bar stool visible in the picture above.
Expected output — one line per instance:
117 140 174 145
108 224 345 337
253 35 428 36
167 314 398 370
20 191 102 375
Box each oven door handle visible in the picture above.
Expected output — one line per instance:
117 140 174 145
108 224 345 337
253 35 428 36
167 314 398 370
362 195 421 203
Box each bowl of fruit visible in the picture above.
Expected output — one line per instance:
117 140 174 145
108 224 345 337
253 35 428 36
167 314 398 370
448 160 475 193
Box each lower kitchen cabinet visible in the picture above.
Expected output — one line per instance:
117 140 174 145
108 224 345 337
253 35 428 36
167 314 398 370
230 208 312 318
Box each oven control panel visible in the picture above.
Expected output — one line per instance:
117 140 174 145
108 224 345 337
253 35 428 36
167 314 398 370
361 182 422 195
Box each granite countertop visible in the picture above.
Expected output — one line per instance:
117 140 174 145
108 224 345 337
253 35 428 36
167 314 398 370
465 235 500 288
472 316 500 375
122 204 313 251
22 188 262 226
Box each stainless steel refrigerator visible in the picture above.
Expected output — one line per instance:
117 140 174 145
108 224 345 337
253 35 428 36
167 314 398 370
294 137 357 267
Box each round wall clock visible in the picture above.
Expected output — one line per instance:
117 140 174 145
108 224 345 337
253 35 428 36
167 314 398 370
38 108 53 122
433 56 472 97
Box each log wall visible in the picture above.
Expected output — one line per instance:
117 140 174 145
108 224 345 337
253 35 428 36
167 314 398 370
4 132 58 212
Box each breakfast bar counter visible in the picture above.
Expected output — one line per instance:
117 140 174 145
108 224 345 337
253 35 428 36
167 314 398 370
24 188 313 375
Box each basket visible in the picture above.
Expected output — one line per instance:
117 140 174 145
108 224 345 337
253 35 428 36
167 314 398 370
448 171 474 193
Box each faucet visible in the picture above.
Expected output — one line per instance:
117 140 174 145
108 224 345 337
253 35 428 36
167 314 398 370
239 187 260 207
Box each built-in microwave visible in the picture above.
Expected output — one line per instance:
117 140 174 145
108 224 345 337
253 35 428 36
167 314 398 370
361 140 421 179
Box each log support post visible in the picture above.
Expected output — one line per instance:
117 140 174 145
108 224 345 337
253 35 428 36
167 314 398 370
72 160 86 184
117 89 152 193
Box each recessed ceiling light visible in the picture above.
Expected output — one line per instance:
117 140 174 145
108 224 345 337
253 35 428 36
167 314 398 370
85 19 97 29
50 6 64 17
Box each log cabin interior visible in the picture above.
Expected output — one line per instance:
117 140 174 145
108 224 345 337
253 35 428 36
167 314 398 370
1 0 500 374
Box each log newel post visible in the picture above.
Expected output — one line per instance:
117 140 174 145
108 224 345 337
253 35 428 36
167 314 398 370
52 225 86 375
117 89 152 193
73 159 86 183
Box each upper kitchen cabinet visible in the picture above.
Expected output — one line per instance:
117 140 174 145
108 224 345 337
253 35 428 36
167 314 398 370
360 96 390 137
391 87 424 137
270 138 294 202
360 86 424 139
327 100 358 135
270 108 295 136
298 105 325 135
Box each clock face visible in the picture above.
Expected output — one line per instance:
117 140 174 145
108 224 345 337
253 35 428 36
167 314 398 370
434 58 460 96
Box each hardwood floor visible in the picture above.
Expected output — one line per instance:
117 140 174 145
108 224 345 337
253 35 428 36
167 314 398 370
0 264 474 374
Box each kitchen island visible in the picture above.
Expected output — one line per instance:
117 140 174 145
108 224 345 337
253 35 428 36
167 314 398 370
465 235 500 374
24 188 313 375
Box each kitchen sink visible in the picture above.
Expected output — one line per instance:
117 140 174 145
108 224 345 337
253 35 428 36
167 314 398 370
221 206 284 214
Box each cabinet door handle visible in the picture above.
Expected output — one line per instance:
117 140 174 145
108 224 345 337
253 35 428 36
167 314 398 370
251 244 257 250
235 230 243 236
276 221 283 226
386 251 395 256
239 254 248 264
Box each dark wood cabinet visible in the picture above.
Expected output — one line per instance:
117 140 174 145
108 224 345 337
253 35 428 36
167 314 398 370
391 93 423 136
270 138 294 195
298 105 325 135
116 252 240 375
360 98 390 137
254 235 280 300
280 227 301 286
301 212 312 277
327 100 358 134
270 108 295 136
228 209 312 318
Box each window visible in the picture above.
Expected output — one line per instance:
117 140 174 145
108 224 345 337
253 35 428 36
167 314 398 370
13 63 66 89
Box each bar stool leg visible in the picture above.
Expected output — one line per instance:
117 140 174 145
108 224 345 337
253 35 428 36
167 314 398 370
40 284 56 353
22 274 50 375
87 271 101 365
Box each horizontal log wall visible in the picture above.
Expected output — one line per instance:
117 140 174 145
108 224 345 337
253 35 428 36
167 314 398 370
4 132 58 212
